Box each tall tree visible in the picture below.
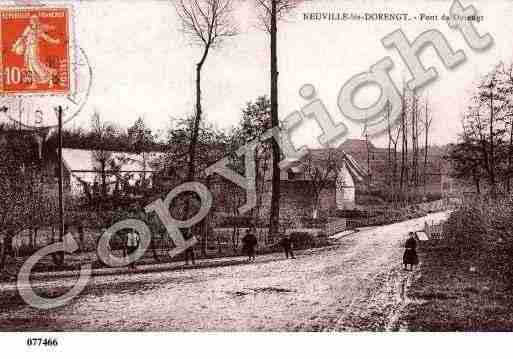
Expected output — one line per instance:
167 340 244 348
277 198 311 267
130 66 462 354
159 116 230 254
447 137 485 194
453 66 511 196
232 96 272 218
255 0 303 240
0 128 58 270
174 0 238 185
475 72 507 196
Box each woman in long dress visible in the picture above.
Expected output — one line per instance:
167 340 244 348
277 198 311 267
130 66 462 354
11 15 60 88
403 232 419 271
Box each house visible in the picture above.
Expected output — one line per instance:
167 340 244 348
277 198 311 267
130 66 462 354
252 138 452 220
252 145 370 220
0 125 165 199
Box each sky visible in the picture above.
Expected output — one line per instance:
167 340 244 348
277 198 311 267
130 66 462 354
6 0 513 148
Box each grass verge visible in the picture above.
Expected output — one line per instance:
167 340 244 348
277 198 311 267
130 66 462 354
401 238 513 331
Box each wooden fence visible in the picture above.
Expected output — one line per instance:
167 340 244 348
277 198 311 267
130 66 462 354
424 221 444 240
325 218 347 236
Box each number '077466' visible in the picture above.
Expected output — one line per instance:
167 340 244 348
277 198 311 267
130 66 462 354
26 337 59 347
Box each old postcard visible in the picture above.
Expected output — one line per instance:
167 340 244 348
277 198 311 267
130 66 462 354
0 0 512 356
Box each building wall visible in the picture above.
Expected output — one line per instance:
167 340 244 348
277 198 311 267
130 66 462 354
258 181 337 221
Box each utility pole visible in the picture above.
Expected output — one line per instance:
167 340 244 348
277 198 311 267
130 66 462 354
53 106 65 266
364 123 371 191
489 80 495 196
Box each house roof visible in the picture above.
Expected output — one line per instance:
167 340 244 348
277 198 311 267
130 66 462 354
61 148 164 185
338 138 376 153
283 148 368 183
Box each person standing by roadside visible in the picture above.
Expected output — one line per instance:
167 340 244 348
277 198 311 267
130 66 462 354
126 229 140 270
403 231 419 271
242 227 258 262
77 225 85 253
280 231 295 259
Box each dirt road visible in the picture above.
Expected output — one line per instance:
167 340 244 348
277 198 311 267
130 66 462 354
0 212 448 331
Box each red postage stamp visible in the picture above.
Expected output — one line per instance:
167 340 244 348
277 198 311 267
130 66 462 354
0 7 70 95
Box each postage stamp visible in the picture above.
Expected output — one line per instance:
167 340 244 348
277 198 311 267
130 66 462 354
0 7 70 95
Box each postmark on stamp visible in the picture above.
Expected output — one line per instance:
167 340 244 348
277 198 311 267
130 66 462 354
0 7 70 94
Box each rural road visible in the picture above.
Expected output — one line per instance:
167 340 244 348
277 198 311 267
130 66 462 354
0 211 448 331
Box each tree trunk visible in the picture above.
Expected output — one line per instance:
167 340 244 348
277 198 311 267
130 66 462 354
269 0 280 241
474 170 481 194
404 106 409 202
423 102 429 194
101 161 107 197
312 192 320 219
411 95 419 195
187 63 203 184
183 59 207 228
366 132 371 191
508 120 513 194
386 104 392 199
489 86 496 195
400 109 405 195
393 140 398 203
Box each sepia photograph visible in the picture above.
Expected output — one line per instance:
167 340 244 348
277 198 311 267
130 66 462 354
0 0 512 356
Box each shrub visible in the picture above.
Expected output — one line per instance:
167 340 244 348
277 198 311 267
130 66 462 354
300 217 328 228
442 203 490 249
335 209 368 219
218 216 266 228
289 231 314 249
315 231 331 247
425 193 443 202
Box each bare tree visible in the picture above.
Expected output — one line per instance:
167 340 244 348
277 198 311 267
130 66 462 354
255 0 300 31
411 91 418 193
127 116 155 187
386 102 401 202
400 86 408 198
301 149 338 219
174 0 238 186
495 62 513 193
91 111 116 198
423 97 433 194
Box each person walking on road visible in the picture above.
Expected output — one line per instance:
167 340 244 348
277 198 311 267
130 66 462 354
403 231 419 271
280 231 295 259
63 225 75 249
242 227 257 262
183 229 196 266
